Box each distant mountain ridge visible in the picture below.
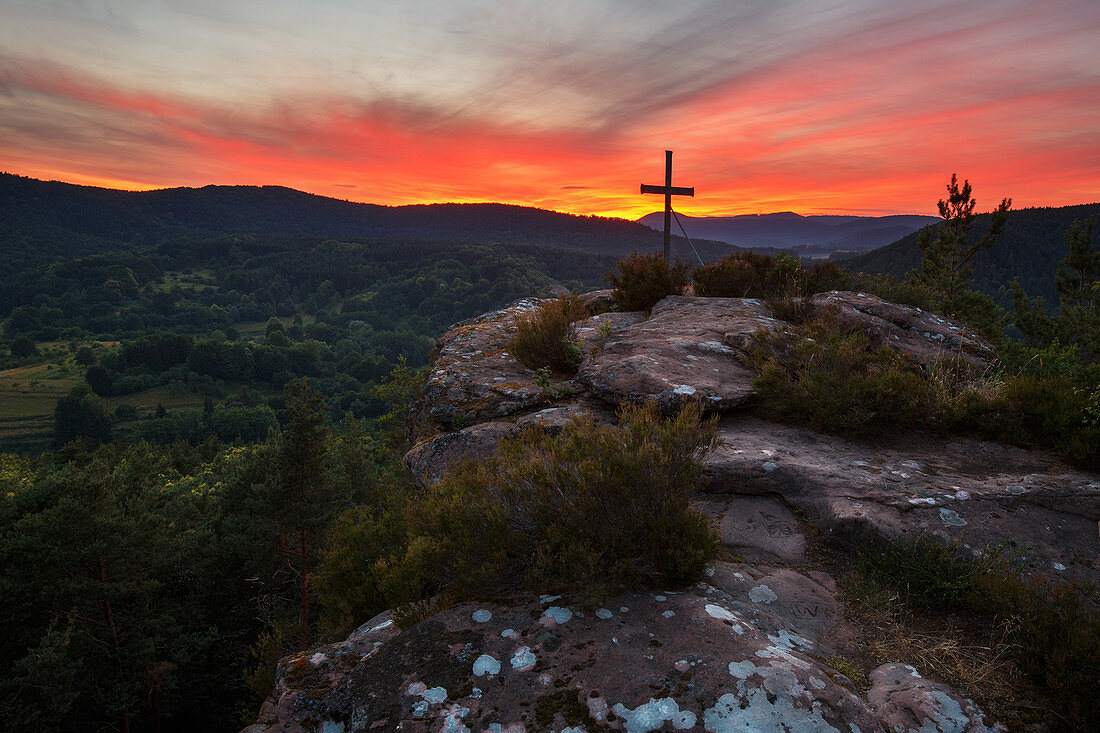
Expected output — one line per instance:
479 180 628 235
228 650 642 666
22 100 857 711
637 210 940 254
0 173 748 274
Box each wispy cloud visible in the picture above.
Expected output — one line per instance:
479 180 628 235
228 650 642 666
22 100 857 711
0 0 1097 216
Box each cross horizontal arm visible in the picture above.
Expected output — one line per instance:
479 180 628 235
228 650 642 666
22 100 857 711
640 184 694 197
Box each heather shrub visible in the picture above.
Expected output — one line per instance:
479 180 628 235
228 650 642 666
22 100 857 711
750 308 932 435
509 295 586 373
400 400 719 600
693 252 848 299
856 535 1100 730
604 252 689 311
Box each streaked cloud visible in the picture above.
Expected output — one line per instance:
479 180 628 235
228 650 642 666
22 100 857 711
1 0 1097 216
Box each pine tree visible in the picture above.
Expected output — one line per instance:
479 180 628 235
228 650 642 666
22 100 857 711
911 174 1011 318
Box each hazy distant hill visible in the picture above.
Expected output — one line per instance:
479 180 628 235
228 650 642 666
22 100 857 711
637 211 939 254
841 203 1100 307
0 173 745 274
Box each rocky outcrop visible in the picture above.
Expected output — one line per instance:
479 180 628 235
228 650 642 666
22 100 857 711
809 291 996 369
248 289 1097 732
701 415 1100 584
249 560 1007 733
420 297 547 426
575 296 782 411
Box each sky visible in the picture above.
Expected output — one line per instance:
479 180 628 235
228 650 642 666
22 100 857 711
1 0 1097 219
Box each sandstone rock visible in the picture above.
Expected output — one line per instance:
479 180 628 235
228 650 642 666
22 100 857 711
573 310 647 354
420 297 547 426
404 399 614 486
868 663 1005 733
256 611 401 733
577 296 783 410
703 415 1100 584
250 562 1011 732
250 577 887 732
809 291 996 370
698 496 807 563
579 288 617 313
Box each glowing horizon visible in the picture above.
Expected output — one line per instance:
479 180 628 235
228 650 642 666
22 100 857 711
2 1 1097 220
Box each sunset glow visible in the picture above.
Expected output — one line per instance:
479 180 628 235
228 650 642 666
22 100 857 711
2 0 1097 218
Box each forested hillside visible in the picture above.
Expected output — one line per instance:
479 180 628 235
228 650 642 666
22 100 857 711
841 203 1100 307
0 173 741 276
0 234 614 450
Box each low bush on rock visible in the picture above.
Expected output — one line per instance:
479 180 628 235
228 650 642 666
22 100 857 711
693 251 846 300
400 400 719 600
750 308 933 435
604 251 689 311
508 295 586 373
856 535 1100 730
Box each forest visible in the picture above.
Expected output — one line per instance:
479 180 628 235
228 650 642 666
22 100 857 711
1 174 1098 731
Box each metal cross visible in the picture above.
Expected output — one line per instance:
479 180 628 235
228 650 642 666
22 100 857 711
640 150 694 261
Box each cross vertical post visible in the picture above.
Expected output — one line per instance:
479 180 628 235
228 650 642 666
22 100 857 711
640 150 694 261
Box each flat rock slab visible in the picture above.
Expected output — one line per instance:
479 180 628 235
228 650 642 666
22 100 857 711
706 562 845 649
420 297 547 426
698 496 807 563
809 291 996 370
704 416 1100 583
577 296 783 410
252 563 1004 733
573 310 647 354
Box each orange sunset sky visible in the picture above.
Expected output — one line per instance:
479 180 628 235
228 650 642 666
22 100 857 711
1 0 1098 219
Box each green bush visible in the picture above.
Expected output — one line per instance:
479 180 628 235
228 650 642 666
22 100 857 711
693 252 848 299
856 535 1100 730
604 252 689 311
509 295 586 373
400 400 719 600
750 309 932 434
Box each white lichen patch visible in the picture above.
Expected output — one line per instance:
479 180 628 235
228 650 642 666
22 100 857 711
473 654 501 676
662 610 676 618
612 697 697 732
769 630 812 650
762 461 778 472
673 385 697 396
908 497 936 505
1054 562 1067 571
705 603 737 621
501 628 518 639
540 594 562 604
541 606 573 625
487 724 526 733
596 608 614 619
309 652 328 666
440 703 471 733
748 585 778 604
407 681 448 711
654 595 667 601
705 687 839 732
368 618 394 632
939 508 967 527
510 646 536 671
471 609 493 623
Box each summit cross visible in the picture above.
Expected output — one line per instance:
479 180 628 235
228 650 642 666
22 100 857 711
640 150 694 261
